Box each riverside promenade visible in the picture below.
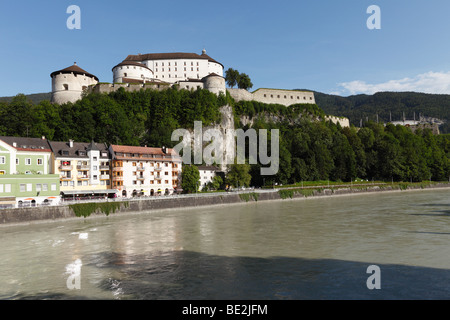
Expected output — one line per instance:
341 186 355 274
0 182 449 225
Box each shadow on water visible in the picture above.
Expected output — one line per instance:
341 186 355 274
13 250 447 300
6 250 450 300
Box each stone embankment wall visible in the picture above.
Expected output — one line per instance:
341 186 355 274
1 183 449 225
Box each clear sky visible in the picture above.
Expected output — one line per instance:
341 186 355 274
1 0 450 97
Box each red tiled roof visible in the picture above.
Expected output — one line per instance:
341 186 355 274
111 145 180 157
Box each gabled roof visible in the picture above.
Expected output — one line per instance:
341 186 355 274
50 63 99 81
48 140 109 158
0 136 52 152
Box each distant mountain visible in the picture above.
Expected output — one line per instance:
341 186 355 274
312 91 450 133
0 92 51 104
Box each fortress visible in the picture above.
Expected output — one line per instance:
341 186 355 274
50 49 349 127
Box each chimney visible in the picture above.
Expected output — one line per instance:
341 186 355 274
69 139 73 148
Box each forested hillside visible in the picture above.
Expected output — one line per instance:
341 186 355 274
314 91 450 133
0 88 449 185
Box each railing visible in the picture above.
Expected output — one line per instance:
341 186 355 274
59 165 73 171
112 167 123 172
99 165 110 170
76 165 90 170
60 176 72 181
77 175 90 180
136 176 145 180
100 174 110 180
136 167 145 171
112 176 124 181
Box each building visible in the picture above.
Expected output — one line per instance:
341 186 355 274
113 49 223 84
0 136 60 208
50 62 99 104
198 165 219 191
48 140 115 200
109 145 182 197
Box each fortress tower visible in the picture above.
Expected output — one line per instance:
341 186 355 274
50 63 99 104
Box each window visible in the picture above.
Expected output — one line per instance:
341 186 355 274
43 184 48 191
0 156 5 164
37 158 43 165
26 184 32 191
101 152 108 157
16 159 19 165
25 158 31 165
165 180 169 184
124 73 127 77
5 184 10 192
93 157 97 161
93 165 97 170
0 171 4 175
51 183 56 191
20 184 26 192
93 175 98 180
0 184 3 193
77 181 82 186
36 184 42 192
63 84 69 90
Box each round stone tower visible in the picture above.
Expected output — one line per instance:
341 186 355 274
112 60 154 84
50 63 99 104
202 73 226 95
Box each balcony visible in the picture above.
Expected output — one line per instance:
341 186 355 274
112 176 124 181
112 167 123 172
136 176 145 180
76 165 90 170
60 175 72 181
99 165 110 170
154 167 162 171
136 166 145 171
59 165 73 171
100 174 110 180
77 175 90 180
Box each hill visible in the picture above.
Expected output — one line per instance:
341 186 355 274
312 91 450 133
0 92 51 104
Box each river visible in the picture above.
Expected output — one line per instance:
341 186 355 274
0 188 449 300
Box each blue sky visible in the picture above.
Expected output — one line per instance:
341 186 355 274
1 0 450 97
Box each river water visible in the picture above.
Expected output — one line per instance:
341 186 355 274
0 188 449 300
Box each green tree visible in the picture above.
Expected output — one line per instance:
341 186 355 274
226 163 252 188
237 73 253 91
225 68 240 88
181 165 200 193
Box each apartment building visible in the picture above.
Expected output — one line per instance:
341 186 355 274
0 136 60 208
109 145 182 197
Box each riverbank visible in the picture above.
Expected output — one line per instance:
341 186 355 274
0 182 449 226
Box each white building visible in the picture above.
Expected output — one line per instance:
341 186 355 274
109 145 182 197
113 49 223 84
198 165 219 191
50 63 98 104
48 140 114 199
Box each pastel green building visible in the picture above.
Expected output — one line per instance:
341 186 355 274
0 136 61 208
